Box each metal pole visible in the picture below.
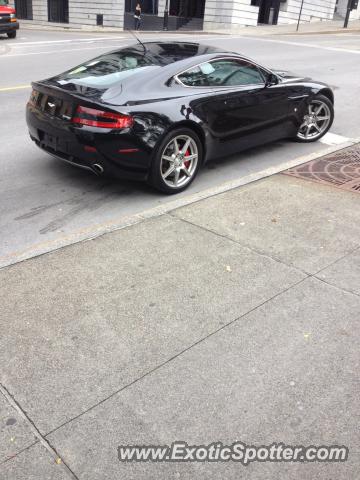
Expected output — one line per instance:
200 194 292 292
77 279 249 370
296 0 305 31
343 0 352 27
163 0 169 30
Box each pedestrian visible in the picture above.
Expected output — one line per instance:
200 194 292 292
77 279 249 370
134 3 141 30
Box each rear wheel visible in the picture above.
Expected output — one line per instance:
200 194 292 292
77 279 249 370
295 94 334 142
150 128 203 194
7 31 17 39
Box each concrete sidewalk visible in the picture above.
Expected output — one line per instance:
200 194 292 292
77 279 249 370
18 18 360 35
1 173 360 479
209 18 360 35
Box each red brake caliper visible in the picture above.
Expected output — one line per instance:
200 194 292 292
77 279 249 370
184 149 191 169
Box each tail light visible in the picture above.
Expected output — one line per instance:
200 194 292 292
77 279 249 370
72 106 134 129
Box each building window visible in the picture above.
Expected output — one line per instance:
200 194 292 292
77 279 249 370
48 0 69 23
125 0 158 14
170 0 205 17
14 0 33 19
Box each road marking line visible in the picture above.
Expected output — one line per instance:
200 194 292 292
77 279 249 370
1 138 359 270
11 36 126 46
0 36 228 58
232 36 360 54
0 44 129 58
0 85 31 91
320 132 351 146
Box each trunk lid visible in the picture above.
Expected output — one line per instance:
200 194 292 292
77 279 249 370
30 81 117 122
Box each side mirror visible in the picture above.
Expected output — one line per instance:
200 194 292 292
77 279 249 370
265 73 279 87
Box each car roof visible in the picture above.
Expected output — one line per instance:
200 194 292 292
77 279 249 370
47 41 261 104
52 41 240 88
97 41 265 104
106 41 241 73
119 41 230 61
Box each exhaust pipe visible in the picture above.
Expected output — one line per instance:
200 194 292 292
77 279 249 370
92 163 104 175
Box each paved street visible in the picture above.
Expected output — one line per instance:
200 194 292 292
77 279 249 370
1 29 360 266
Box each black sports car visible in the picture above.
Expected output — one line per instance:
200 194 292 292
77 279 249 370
26 41 334 193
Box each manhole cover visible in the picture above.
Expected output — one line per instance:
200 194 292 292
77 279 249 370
283 143 360 193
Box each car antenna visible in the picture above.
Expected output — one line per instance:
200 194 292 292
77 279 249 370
127 29 147 54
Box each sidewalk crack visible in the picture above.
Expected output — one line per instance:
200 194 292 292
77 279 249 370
171 213 360 299
44 275 307 438
312 244 360 298
167 212 309 276
0 440 39 466
0 384 79 479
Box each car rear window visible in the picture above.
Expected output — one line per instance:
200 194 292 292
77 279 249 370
53 51 159 90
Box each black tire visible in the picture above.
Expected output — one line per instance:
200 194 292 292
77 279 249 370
149 127 203 194
7 31 17 39
295 94 334 143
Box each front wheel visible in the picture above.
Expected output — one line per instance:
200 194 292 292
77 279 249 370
295 94 334 142
149 128 203 194
7 31 17 39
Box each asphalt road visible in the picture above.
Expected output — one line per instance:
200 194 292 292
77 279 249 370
1 29 359 268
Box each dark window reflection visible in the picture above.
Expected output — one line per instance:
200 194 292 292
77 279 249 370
49 43 223 92
125 0 158 14
178 59 265 87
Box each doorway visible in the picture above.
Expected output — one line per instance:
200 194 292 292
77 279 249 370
169 0 206 18
125 0 158 14
14 0 33 19
257 0 280 24
48 0 68 23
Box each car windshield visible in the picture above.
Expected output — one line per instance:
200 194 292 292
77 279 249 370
0 0 9 5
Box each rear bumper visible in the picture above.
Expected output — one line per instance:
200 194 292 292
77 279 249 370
26 104 152 182
0 21 19 33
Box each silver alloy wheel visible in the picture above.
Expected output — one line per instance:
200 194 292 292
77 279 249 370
297 99 331 141
160 135 199 188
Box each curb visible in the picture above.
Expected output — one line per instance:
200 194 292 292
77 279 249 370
1 138 359 270
274 28 360 36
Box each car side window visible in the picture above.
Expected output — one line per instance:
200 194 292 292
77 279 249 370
177 58 266 88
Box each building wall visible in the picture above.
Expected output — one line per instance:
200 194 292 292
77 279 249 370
32 0 47 21
10 0 125 27
68 0 124 28
203 0 259 29
10 0 360 27
336 0 360 19
157 0 166 16
278 0 337 24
